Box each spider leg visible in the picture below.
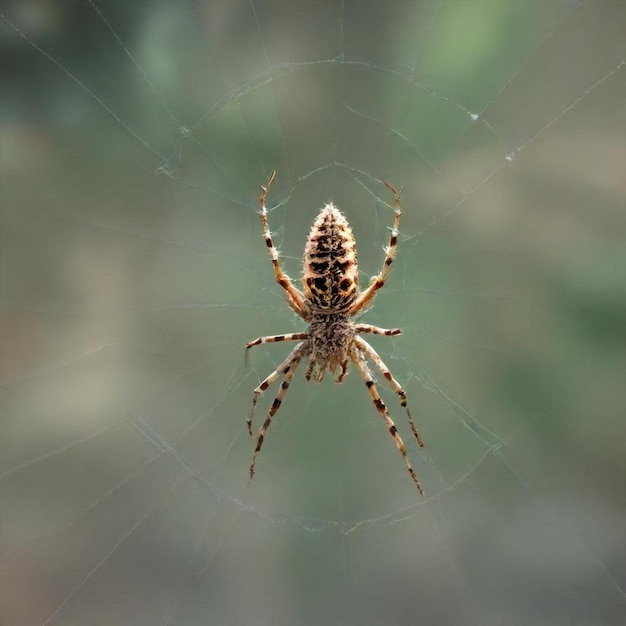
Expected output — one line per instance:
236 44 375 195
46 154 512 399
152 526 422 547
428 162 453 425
258 171 308 318
347 181 402 316
245 332 309 369
336 359 349 383
247 342 307 437
246 332 309 349
354 323 402 337
350 346 424 495
304 355 323 382
249 348 304 481
304 357 315 381
354 336 424 447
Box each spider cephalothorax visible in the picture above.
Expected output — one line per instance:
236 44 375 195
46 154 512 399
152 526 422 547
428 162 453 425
305 313 354 383
245 171 425 494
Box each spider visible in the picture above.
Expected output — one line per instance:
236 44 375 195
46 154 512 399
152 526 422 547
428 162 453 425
245 171 425 494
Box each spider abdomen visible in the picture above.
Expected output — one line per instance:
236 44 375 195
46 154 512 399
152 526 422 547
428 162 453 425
302 204 359 311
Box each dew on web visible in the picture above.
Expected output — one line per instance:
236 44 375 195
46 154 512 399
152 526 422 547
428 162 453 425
1 1 625 624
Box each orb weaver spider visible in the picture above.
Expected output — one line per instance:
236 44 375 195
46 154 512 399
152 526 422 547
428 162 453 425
246 172 425 494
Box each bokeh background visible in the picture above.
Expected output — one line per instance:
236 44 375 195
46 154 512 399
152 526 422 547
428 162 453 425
1 1 625 624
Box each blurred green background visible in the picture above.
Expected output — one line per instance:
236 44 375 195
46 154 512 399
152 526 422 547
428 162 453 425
1 1 624 624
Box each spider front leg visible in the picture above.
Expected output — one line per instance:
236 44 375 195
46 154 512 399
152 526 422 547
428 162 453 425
348 181 402 316
258 171 308 318
350 346 424 495
354 335 424 447
249 346 306 481
246 342 307 437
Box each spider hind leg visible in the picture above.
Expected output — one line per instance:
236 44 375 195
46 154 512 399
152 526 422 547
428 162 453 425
257 171 308 318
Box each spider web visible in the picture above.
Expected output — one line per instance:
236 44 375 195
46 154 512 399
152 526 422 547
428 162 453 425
1 0 625 624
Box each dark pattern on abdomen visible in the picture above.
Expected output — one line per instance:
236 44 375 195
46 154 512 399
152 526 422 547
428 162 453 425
303 204 359 311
